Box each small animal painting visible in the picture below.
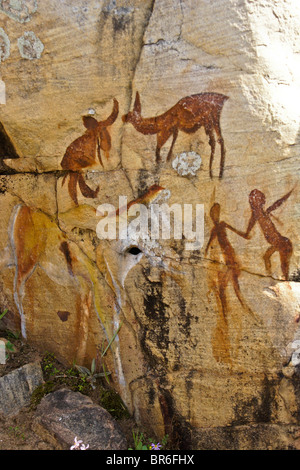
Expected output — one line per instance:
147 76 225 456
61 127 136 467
61 98 119 205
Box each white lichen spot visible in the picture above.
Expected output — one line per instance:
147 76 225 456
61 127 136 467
172 151 202 177
0 28 10 63
0 0 38 23
17 31 44 60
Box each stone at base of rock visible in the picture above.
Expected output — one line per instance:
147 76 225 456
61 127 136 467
0 362 44 417
33 388 128 450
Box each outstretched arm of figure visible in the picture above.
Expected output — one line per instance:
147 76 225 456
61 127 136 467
223 222 248 239
243 212 257 239
266 188 293 214
205 228 217 255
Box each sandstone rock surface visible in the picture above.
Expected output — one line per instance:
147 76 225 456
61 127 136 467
0 0 299 450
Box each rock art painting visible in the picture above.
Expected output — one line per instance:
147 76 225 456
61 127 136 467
244 188 294 281
0 185 181 397
0 201 131 366
206 187 294 365
1 204 103 364
61 98 119 205
0 0 299 450
122 91 228 178
205 202 256 365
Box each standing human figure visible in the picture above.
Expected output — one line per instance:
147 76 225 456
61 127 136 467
244 189 293 280
205 203 251 364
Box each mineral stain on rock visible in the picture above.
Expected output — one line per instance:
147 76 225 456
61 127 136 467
141 277 170 368
57 311 71 322
59 241 74 277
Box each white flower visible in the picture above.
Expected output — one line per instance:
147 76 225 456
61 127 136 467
70 436 89 450
70 437 83 450
80 443 89 450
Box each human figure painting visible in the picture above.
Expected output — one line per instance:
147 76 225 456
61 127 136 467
244 188 293 280
205 187 294 365
205 202 254 364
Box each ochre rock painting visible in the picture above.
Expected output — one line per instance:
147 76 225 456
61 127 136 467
205 202 255 364
116 183 165 216
0 0 299 450
205 187 294 365
0 184 176 374
122 91 228 178
244 188 294 281
61 98 119 205
2 204 104 364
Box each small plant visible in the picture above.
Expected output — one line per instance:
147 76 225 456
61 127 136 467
42 352 57 374
0 309 8 321
8 426 25 441
75 321 123 389
5 340 15 360
6 329 20 340
129 431 149 450
150 442 162 450
128 431 168 451
75 358 110 390
100 321 123 384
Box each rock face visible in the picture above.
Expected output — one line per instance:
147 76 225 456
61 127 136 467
0 362 43 416
33 388 127 450
0 0 299 450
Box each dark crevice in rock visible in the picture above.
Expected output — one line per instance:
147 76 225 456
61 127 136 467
0 122 19 159
290 269 300 282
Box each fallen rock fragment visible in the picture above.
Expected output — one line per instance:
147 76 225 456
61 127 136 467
0 362 44 416
33 388 127 450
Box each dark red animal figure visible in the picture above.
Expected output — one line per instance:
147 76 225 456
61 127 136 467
122 91 228 178
61 98 119 205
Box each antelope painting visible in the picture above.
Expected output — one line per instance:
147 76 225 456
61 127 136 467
61 98 119 205
122 91 229 178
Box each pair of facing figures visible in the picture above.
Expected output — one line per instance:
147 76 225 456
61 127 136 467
205 188 294 364
206 188 293 310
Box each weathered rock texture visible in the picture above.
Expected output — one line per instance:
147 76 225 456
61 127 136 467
33 388 127 450
0 362 43 416
0 0 299 450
